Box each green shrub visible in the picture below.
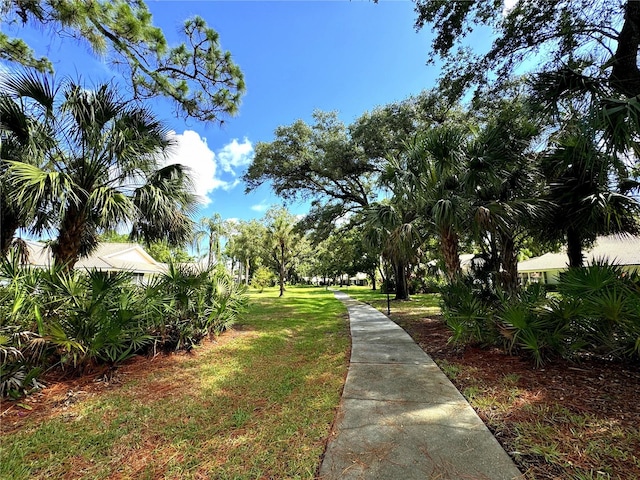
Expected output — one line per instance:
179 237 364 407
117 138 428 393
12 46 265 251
1 265 155 369
252 266 275 293
1 255 249 397
152 263 248 351
410 275 446 294
439 261 640 366
557 261 640 359
0 328 44 397
495 284 572 366
440 279 497 346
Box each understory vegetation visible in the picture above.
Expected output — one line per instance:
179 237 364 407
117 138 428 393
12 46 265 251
441 262 640 366
0 287 349 480
0 255 248 398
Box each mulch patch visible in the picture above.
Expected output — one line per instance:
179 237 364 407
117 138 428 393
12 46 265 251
392 314 640 480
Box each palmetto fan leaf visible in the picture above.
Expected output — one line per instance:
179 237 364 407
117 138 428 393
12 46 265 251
2 71 197 268
7 161 79 215
1 69 57 115
131 164 197 247
597 96 640 156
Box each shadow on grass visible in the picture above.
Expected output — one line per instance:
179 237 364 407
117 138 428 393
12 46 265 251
1 287 350 480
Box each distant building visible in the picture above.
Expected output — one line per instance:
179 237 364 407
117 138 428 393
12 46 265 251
21 241 167 284
517 235 640 285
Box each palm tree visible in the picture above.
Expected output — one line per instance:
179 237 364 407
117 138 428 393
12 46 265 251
226 219 266 285
265 207 297 297
363 200 421 300
464 103 547 292
531 66 640 266
4 72 197 269
403 125 471 283
541 124 640 267
194 213 227 268
0 72 56 255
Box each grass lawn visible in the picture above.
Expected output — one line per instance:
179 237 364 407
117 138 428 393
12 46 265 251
343 285 440 320
0 286 349 480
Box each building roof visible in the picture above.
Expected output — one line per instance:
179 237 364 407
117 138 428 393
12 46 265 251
23 241 166 275
518 235 640 273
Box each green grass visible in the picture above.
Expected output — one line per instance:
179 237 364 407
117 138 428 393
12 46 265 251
0 286 350 480
344 285 441 320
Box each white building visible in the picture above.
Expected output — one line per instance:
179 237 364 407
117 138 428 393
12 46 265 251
518 235 640 285
21 241 167 284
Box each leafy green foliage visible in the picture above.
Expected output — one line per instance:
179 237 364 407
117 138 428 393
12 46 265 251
149 262 248 351
441 262 640 365
539 124 640 267
262 207 302 297
0 1 245 122
252 266 275 293
0 327 44 398
0 251 248 397
495 284 572 367
98 232 192 263
225 219 267 285
245 93 455 237
411 0 637 99
1 261 155 370
557 260 640 358
2 72 197 269
440 280 495 346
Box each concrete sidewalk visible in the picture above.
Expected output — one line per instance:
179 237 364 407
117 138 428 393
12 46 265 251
319 291 522 480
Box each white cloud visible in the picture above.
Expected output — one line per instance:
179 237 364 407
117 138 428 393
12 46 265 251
251 202 270 212
163 131 251 205
218 137 254 175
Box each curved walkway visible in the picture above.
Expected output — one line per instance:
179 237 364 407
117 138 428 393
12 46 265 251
319 291 523 480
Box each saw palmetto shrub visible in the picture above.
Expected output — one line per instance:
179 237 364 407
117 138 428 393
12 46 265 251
0 254 248 397
555 260 640 360
441 261 640 365
150 262 248 352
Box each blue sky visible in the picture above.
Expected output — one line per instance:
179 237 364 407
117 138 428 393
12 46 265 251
4 1 494 223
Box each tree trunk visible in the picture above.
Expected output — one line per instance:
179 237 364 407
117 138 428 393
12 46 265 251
378 265 386 286
499 233 519 293
208 235 215 268
245 258 250 285
440 226 461 283
51 211 86 270
394 260 409 300
610 1 640 97
370 270 377 290
566 227 584 267
279 242 285 297
0 206 20 257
